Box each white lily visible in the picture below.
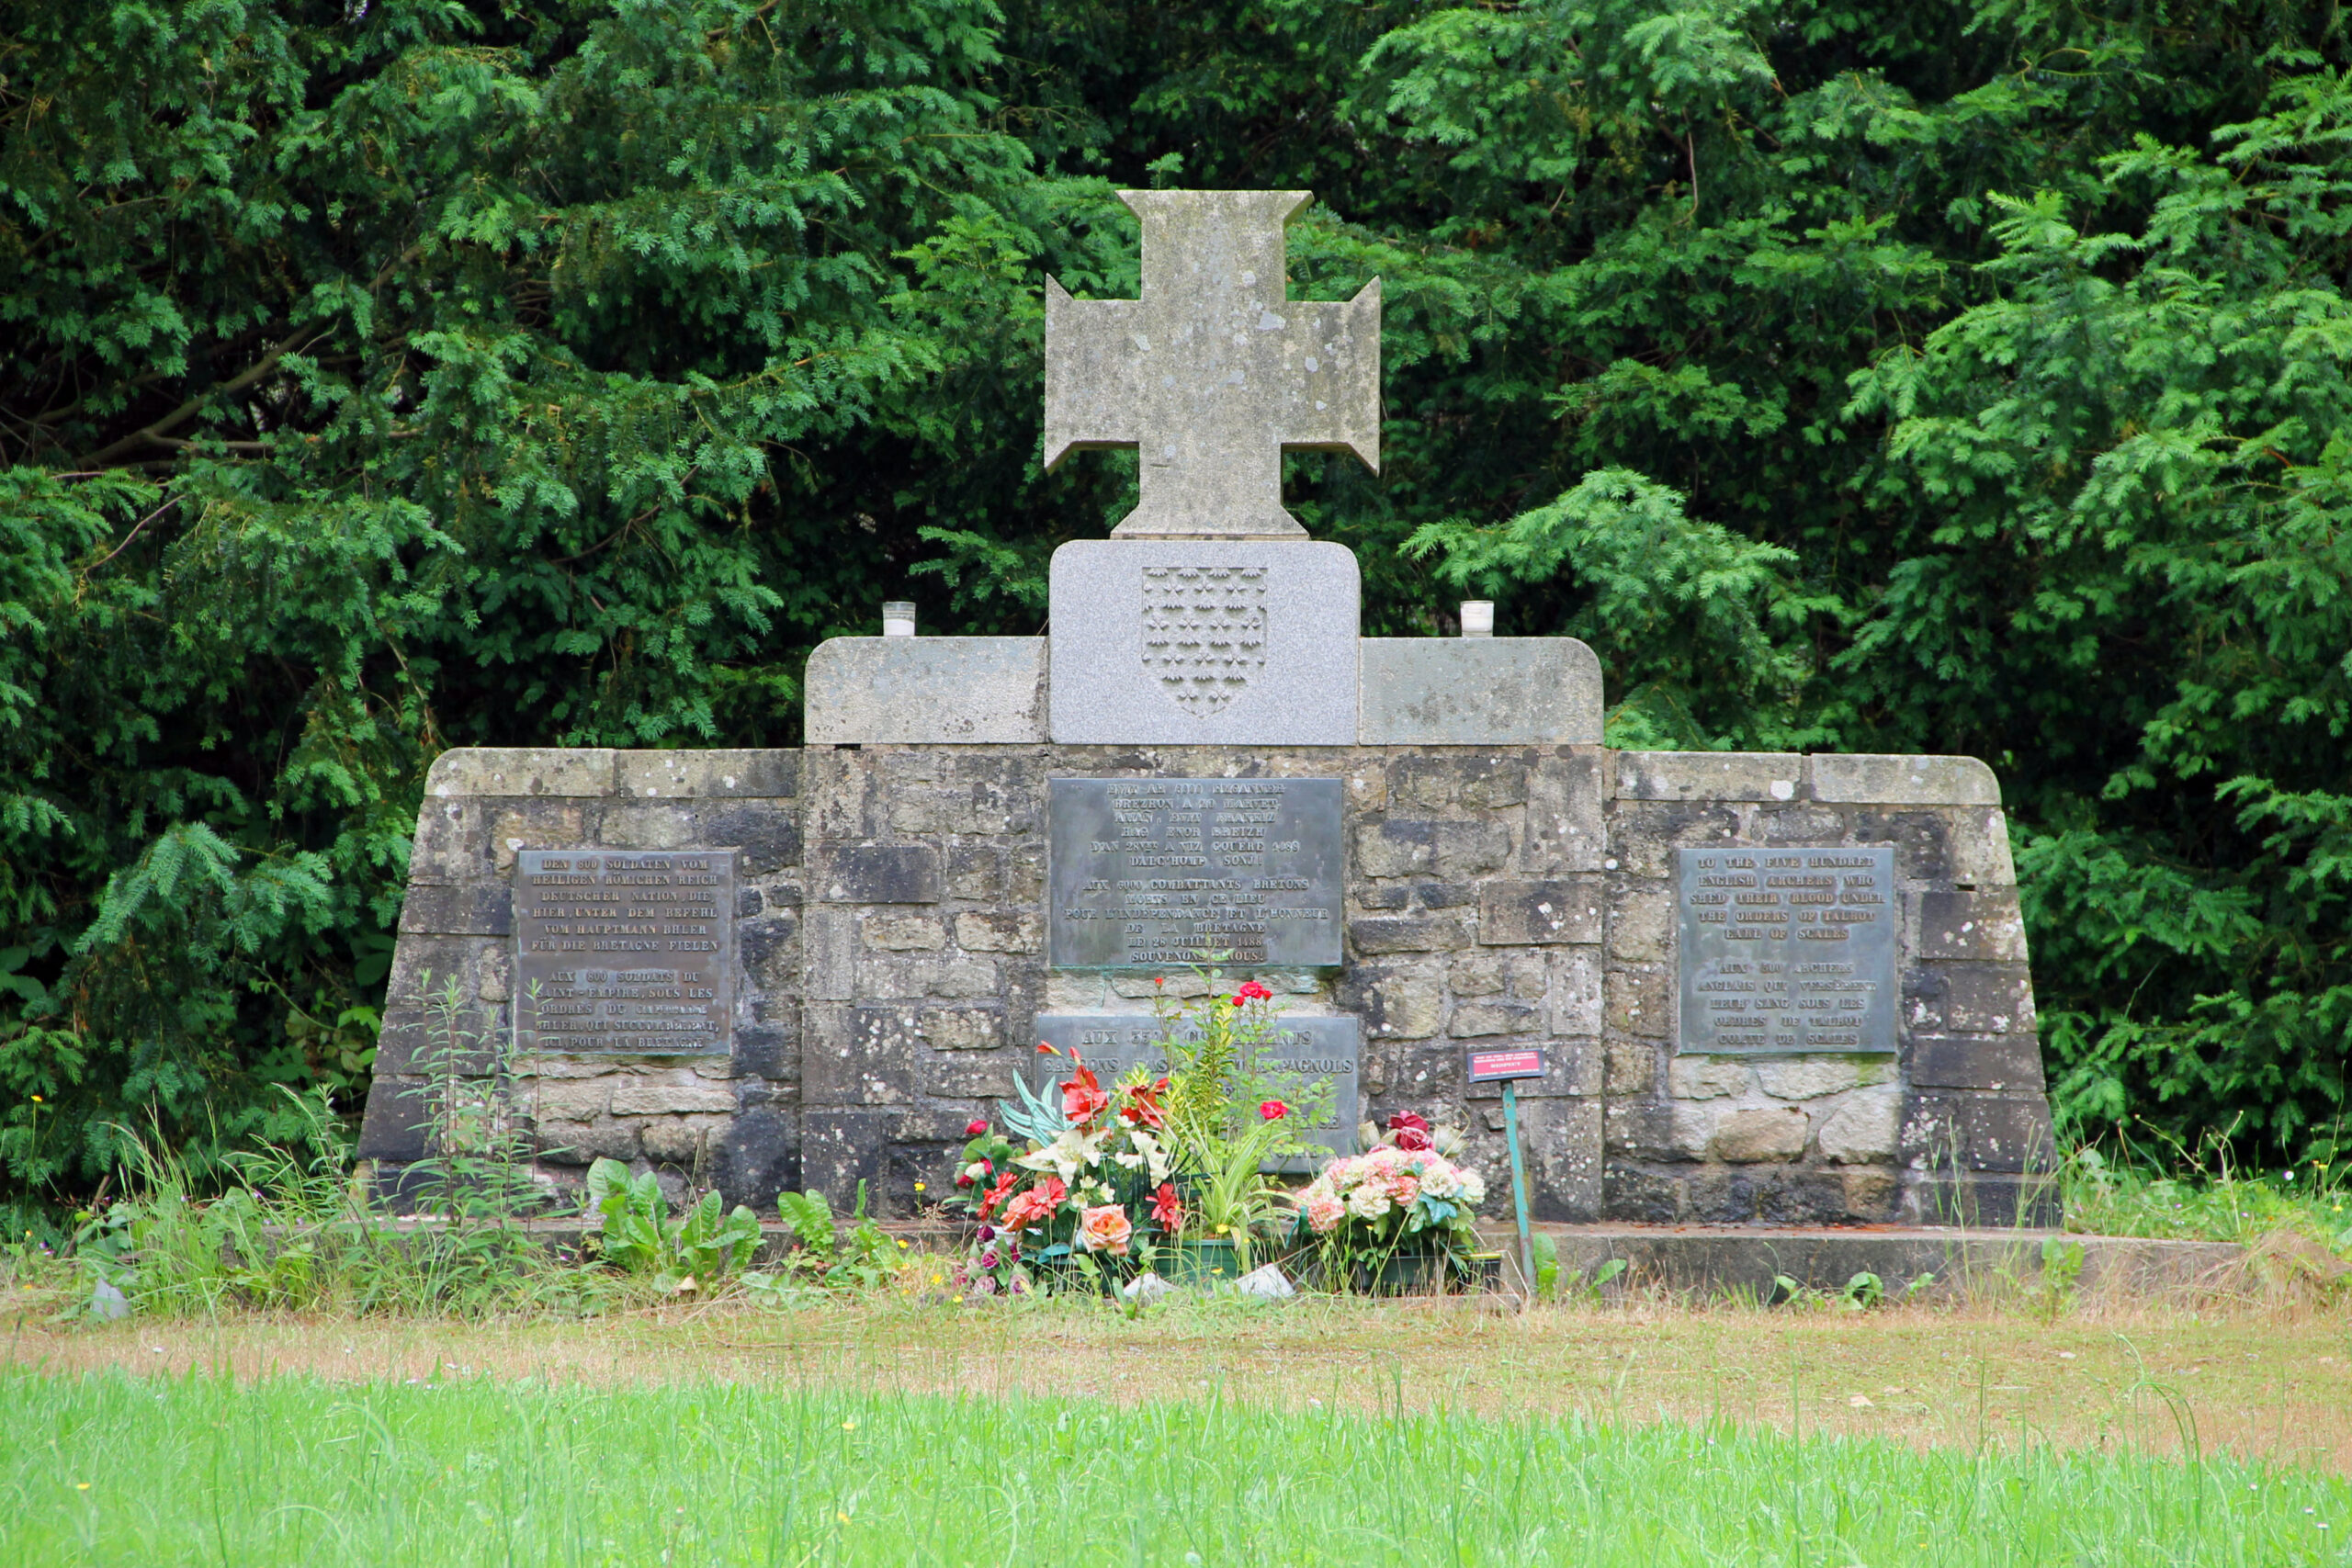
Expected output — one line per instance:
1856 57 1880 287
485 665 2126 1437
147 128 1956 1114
1016 1126 1105 1181
1128 1128 1172 1185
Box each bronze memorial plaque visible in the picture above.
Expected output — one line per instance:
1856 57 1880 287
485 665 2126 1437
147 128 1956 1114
514 849 734 1055
1046 777 1343 968
1675 845 1896 1055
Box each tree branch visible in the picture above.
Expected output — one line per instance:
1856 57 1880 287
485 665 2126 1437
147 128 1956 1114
74 326 332 468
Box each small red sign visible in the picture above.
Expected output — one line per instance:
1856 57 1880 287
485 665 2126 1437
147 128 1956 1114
1465 1048 1547 1084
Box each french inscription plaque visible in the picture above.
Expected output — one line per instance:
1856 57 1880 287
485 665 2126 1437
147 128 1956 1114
514 849 734 1055
1026 1013 1359 1165
1047 777 1344 968
1675 846 1895 1055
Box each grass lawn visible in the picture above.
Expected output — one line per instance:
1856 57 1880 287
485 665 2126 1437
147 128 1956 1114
6 1362 2350 1566
6 1298 2351 1564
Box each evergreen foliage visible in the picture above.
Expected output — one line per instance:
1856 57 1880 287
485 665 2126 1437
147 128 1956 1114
1 0 2345 1204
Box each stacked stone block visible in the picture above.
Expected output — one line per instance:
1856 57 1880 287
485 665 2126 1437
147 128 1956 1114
360 742 2054 1228
794 744 1608 1219
1600 751 2054 1225
361 748 805 1206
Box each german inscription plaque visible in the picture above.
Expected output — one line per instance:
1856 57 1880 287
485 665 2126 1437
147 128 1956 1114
1026 1013 1359 1165
1047 777 1343 968
514 849 733 1055
1675 846 1895 1055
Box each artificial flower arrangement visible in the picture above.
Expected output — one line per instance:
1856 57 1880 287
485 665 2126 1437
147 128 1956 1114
945 975 1329 1294
1295 1111 1489 1292
945 1054 1179 1296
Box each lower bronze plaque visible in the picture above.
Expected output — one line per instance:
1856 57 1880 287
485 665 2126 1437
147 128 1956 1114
1046 777 1344 968
514 849 733 1055
1024 1013 1359 1166
1675 846 1895 1055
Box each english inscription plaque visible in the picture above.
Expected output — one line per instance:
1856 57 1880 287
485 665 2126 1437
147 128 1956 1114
1026 1013 1359 1165
1675 845 1895 1055
514 849 734 1055
1047 777 1343 968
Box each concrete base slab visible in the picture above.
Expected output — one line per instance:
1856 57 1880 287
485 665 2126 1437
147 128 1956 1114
1508 1223 2245 1299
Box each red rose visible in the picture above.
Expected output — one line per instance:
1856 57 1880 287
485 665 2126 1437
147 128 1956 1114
1386 1111 1430 1134
1236 980 1274 1002
965 1118 989 1137
1259 1100 1288 1121
1394 1126 1434 1152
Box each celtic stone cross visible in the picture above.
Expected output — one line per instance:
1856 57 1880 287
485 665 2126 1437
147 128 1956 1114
1044 190 1381 539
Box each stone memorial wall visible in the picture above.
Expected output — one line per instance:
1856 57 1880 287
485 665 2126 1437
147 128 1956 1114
361 739 2052 1226
356 185 2056 1231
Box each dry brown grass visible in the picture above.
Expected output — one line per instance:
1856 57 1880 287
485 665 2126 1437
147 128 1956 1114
10 1282 2350 1473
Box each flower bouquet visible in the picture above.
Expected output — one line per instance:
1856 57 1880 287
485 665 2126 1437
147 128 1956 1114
944 1052 1184 1296
1297 1112 1488 1293
944 974 1333 1294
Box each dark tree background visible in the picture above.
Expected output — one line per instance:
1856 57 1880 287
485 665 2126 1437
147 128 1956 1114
2 0 2346 1217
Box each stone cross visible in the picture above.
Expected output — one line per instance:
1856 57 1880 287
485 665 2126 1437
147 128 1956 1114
1044 190 1380 539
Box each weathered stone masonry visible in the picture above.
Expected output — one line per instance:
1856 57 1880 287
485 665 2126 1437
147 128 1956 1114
358 742 2054 1225
1600 750 2052 1226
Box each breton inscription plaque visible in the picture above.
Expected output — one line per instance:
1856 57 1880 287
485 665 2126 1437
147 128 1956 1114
1675 845 1895 1055
1047 777 1343 968
1027 1013 1359 1165
514 849 734 1055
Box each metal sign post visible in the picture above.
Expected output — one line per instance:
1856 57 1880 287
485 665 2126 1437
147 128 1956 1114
1465 1048 1546 1302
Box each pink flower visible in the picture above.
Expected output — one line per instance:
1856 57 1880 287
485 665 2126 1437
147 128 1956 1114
1259 1100 1288 1121
1393 1126 1433 1152
1075 1204 1133 1257
1306 1194 1346 1234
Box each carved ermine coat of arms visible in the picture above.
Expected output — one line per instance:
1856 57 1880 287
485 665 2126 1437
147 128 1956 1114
1142 565 1267 715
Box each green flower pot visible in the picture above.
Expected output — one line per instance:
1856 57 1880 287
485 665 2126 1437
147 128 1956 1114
1467 1250 1505 1293
1168 1237 1241 1285
1356 1252 1444 1296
